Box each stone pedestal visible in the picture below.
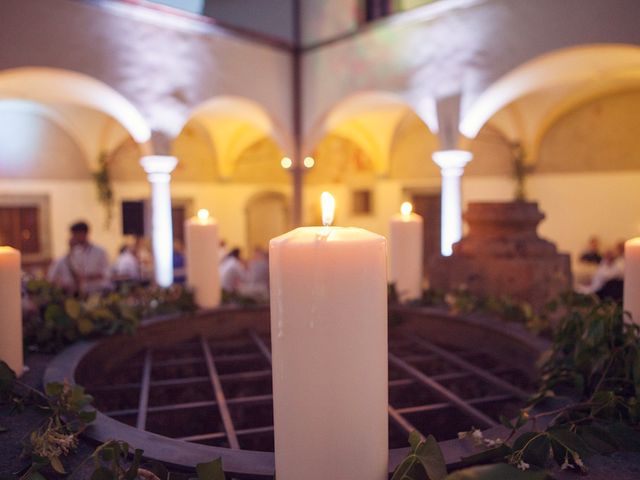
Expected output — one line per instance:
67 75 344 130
429 202 572 310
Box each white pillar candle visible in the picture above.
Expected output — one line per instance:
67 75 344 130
269 192 388 480
140 155 178 287
0 247 23 375
432 150 472 256
389 202 424 301
624 237 640 324
185 209 220 309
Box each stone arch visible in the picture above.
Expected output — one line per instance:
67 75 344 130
460 44 640 163
174 96 292 181
305 90 434 177
0 67 152 169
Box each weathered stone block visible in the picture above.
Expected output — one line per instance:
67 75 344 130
429 202 572 310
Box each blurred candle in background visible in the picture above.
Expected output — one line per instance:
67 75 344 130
185 209 220 308
389 201 424 301
0 246 23 375
269 192 388 480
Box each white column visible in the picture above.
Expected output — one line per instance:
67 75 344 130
140 155 178 287
432 150 473 256
624 238 640 324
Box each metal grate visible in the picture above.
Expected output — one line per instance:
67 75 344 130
85 331 534 450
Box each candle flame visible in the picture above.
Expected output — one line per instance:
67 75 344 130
197 209 210 221
401 201 413 217
321 192 335 226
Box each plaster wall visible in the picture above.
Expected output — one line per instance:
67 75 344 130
303 0 640 141
0 0 293 142
0 179 289 262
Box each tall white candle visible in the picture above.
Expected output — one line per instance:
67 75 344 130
0 247 23 375
185 209 220 309
389 202 424 301
269 192 388 480
624 237 640 324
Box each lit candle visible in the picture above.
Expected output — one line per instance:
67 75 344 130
185 209 220 309
389 201 424 301
269 192 388 480
0 247 23 375
624 237 640 324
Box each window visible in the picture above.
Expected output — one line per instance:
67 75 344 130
352 190 373 215
0 195 51 266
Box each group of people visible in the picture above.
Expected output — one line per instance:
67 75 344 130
47 220 270 299
219 246 270 299
47 221 154 295
576 236 625 299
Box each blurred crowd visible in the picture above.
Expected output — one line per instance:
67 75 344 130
575 235 625 301
47 220 269 301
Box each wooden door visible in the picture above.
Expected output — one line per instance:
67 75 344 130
411 194 441 277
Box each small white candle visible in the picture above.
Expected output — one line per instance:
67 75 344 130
389 201 424 301
269 192 388 480
624 237 640 324
0 247 23 375
185 209 220 309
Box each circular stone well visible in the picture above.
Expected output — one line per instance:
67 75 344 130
45 305 547 478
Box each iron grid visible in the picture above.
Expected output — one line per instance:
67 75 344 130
85 331 534 451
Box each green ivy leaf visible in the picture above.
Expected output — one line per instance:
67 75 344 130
512 432 550 468
577 425 618 454
498 415 513 430
77 317 95 335
457 444 512 468
64 298 82 319
50 456 66 474
79 410 97 424
196 458 225 480
124 448 144 480
605 423 640 452
414 435 447 480
44 382 64 397
443 463 548 480
91 466 116 480
547 428 592 458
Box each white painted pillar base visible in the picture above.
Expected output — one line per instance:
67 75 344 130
140 155 178 287
432 150 473 257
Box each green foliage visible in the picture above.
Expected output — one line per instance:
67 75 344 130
393 293 640 478
23 280 196 353
195 458 226 480
412 287 547 334
392 432 447 480
445 463 548 480
93 153 114 229
5 375 98 480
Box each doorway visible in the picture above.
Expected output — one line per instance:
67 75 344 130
246 192 289 252
410 192 441 280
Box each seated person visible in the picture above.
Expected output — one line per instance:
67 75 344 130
579 236 602 264
219 248 246 293
576 249 623 295
111 244 140 285
48 221 111 295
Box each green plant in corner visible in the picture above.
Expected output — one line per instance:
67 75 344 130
93 151 114 229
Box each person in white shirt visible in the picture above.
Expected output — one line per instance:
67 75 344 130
112 244 140 285
576 249 624 295
219 248 246 293
48 221 111 295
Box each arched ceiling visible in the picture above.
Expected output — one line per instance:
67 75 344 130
178 96 291 180
0 99 139 175
0 67 151 167
460 44 640 164
307 91 433 176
